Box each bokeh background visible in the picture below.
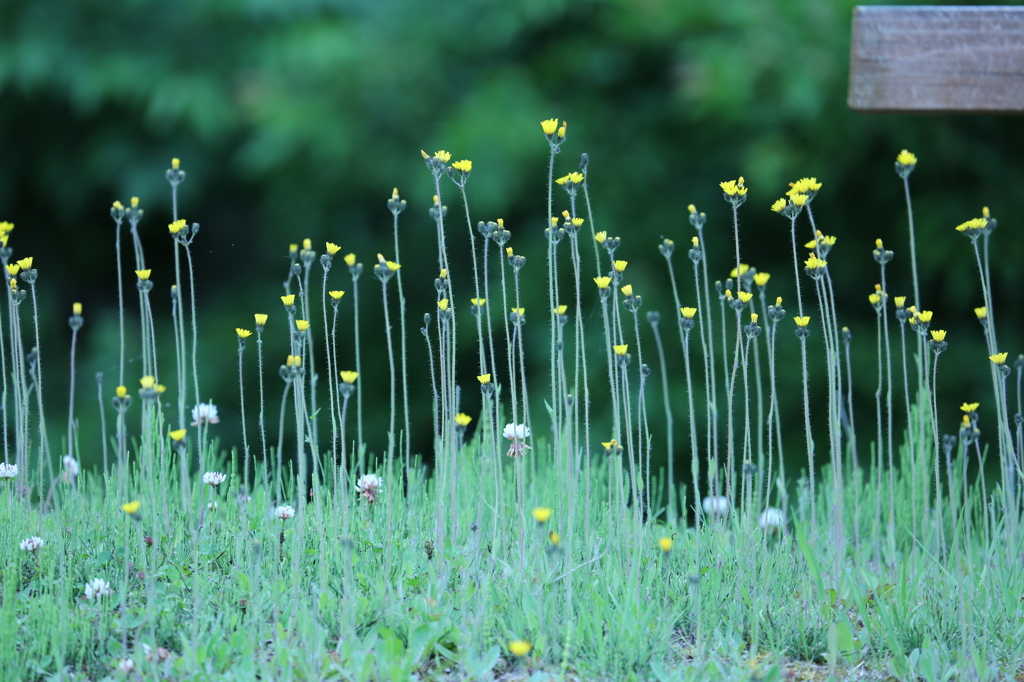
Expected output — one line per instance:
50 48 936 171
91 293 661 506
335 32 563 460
2 0 1022 502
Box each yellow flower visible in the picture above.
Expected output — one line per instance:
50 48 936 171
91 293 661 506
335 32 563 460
455 413 472 427
719 178 748 196
115 386 128 399
930 329 946 342
477 374 491 385
896 149 917 166
343 253 357 267
594 231 607 244
16 257 32 271
111 201 123 211
730 264 749 278
295 320 310 331
121 500 141 515
236 328 252 339
386 260 401 272
868 293 881 306
329 290 345 300
893 296 906 308
554 304 568 315
916 310 933 323
505 247 514 258
955 218 988 237
168 219 187 234
770 198 787 213
794 316 811 328
613 260 627 273
508 640 532 657
804 254 827 270
687 204 697 214
620 284 633 297
325 242 341 256
557 121 566 138
289 243 298 254
753 273 770 287
430 150 452 163
437 299 449 312
130 197 140 208
540 118 559 136
303 238 312 250
281 295 295 307
254 313 268 327
594 277 612 289
613 344 629 356
136 269 151 280
750 312 758 323
982 206 990 218
471 298 486 306
549 531 561 546
572 217 584 228
73 302 83 316
974 306 987 320
169 429 187 441
171 157 180 170
602 439 618 450
4 264 18 276
532 507 553 523
737 291 753 304
139 376 155 389
555 172 584 185
439 269 447 279
692 236 699 247
791 193 808 207
960 402 980 413
681 307 697 319
339 371 358 384
990 352 1008 365
657 536 673 552
451 160 472 173
510 307 525 316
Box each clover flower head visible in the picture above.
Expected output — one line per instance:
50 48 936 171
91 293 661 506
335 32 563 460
202 471 227 487
20 536 44 552
701 495 730 518
84 577 112 602
273 505 295 520
0 462 18 479
758 507 785 531
503 423 532 458
191 402 220 426
356 473 383 504
62 455 80 477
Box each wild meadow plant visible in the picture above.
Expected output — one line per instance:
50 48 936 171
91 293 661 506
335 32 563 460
1 137 1024 681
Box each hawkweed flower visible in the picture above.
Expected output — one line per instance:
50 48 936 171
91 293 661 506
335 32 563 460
955 217 988 241
373 253 400 282
420 150 451 177
273 505 295 520
503 423 532 458
20 536 44 553
658 536 673 552
202 471 227 487
548 531 561 547
455 412 472 439
990 352 1011 377
929 329 948 353
254 313 268 331
758 507 785 532
339 371 358 398
122 500 141 518
84 578 112 602
895 149 917 178
602 439 623 456
794 316 811 339
191 402 220 426
701 495 729 518
555 171 584 195
355 473 383 504
720 177 748 207
166 156 185 184
532 507 553 524
509 640 533 657
960 402 980 415
771 194 806 219
0 462 18 479
872 238 894 264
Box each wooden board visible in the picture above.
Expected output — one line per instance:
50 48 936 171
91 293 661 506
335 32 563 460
848 6 1024 112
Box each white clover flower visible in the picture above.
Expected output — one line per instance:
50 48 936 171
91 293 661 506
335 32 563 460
273 505 295 520
84 577 111 602
701 495 730 518
355 473 383 504
0 462 17 479
202 471 227 487
20 536 44 552
503 423 532 458
62 455 80 478
758 507 785 532
191 402 220 426
143 643 172 662
117 658 135 674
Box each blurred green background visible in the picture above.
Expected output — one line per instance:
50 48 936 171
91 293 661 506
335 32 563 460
1 0 1021 505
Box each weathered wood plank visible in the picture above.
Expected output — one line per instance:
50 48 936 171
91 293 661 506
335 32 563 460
849 6 1024 112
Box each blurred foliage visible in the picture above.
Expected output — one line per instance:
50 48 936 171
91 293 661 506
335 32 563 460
1 0 1022 488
